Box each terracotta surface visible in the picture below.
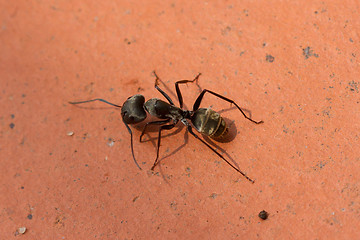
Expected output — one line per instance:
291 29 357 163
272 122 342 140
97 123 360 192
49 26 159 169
1 1 359 239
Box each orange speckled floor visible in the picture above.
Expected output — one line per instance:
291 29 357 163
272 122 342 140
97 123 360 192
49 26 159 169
1 1 359 239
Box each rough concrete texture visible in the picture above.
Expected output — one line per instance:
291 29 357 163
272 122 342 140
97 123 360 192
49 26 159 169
1 1 359 239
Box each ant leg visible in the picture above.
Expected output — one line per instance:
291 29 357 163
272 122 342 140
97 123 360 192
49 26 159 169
152 71 175 105
193 89 263 124
186 124 255 183
69 98 121 108
175 73 202 108
151 123 176 170
122 121 142 170
139 119 171 142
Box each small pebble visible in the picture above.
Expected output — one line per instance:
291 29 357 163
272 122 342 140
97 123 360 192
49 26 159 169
107 140 115 147
258 210 269 220
15 227 26 236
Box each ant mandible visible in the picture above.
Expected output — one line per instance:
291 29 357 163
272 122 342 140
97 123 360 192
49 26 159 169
69 71 263 183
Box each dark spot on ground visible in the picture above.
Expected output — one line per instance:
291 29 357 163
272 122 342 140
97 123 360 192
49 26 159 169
258 210 269 220
303 46 319 59
266 54 275 62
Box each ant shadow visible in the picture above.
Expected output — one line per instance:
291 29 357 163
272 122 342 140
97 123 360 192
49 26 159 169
132 120 187 184
135 114 248 178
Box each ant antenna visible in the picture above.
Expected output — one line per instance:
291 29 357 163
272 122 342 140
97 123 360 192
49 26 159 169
69 98 143 170
69 98 121 108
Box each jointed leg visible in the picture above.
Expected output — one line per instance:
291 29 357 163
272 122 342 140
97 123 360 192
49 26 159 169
153 71 175 105
193 89 263 124
122 121 142 170
186 124 255 183
139 119 171 142
151 123 176 170
69 98 121 108
174 73 202 108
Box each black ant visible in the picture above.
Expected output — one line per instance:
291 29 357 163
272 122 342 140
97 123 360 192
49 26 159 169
69 71 263 183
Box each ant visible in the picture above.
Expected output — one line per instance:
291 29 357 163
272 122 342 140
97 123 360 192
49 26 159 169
69 71 263 183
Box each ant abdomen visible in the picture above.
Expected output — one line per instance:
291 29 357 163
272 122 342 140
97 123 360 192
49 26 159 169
121 94 147 124
191 108 228 139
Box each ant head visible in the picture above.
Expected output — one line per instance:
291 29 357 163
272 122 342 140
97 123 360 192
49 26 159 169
121 94 147 124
